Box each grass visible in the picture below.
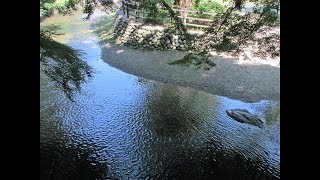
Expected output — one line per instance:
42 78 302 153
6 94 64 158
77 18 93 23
40 24 66 35
169 52 216 70
91 12 117 43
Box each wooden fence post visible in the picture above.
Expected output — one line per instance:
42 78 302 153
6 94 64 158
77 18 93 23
126 1 129 18
122 1 125 15
136 2 140 19
183 8 187 26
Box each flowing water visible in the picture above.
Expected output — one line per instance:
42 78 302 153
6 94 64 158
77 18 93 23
40 9 280 179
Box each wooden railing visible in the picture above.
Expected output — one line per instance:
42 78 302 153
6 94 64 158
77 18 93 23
121 1 217 29
172 4 217 28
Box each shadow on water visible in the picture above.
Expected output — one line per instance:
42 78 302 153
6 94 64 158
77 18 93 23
40 24 65 35
40 137 110 179
92 14 279 102
131 82 279 179
40 8 280 179
143 83 219 138
40 27 93 100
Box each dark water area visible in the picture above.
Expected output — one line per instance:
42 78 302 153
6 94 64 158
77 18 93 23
40 10 280 179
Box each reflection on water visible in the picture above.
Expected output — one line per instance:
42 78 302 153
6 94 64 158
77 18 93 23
40 9 280 179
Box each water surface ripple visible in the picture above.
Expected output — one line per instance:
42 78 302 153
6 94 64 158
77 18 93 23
40 10 280 179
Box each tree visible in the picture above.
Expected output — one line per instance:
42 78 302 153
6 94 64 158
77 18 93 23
40 30 93 99
201 0 279 53
40 0 119 99
162 0 280 68
81 0 280 67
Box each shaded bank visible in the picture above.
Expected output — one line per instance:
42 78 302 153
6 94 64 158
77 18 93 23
98 42 279 103
41 8 280 179
93 13 280 103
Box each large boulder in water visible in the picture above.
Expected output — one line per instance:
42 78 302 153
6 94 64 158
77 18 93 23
226 109 265 128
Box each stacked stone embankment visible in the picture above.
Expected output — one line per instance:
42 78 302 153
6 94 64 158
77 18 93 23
114 17 199 51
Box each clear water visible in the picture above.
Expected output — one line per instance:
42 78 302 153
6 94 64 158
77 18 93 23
40 9 280 179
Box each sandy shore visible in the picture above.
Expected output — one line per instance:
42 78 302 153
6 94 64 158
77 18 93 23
99 41 279 103
89 8 280 103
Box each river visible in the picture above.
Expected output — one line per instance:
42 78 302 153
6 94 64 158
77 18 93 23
40 9 280 179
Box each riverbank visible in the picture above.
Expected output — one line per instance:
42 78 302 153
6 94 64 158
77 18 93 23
92 10 280 103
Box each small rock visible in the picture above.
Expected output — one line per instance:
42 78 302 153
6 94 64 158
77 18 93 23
226 109 265 128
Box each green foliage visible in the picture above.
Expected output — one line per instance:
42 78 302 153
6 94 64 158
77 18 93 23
136 0 173 25
40 2 56 19
200 0 280 54
91 13 117 42
83 0 117 16
160 0 189 34
257 0 280 26
233 0 246 10
168 0 279 67
144 9 171 25
169 52 216 70
189 0 227 26
120 0 279 67
55 0 80 13
100 0 117 14
83 0 94 14
40 29 93 99
140 0 160 22
255 33 280 58
40 0 80 20
193 0 227 13
66 0 80 8
100 0 114 6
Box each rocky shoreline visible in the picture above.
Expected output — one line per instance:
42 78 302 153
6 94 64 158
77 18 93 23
93 11 280 103
114 17 194 51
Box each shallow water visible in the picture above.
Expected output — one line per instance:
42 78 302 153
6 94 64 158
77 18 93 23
40 9 280 179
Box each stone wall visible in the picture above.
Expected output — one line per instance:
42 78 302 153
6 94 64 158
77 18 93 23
113 16 280 60
113 17 196 51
